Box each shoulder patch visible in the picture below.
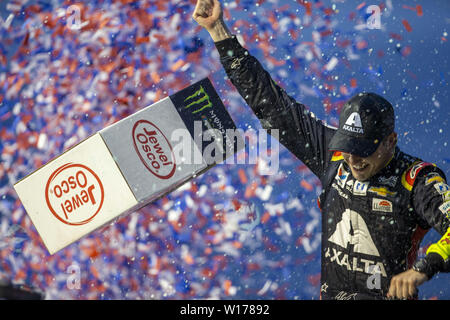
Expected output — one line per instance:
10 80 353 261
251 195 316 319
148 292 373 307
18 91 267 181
331 151 344 162
401 161 435 191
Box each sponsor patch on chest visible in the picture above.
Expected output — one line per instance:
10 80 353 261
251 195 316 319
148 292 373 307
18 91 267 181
335 164 349 188
352 180 369 196
372 198 393 213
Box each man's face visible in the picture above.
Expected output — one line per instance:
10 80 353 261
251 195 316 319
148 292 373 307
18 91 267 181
341 133 397 181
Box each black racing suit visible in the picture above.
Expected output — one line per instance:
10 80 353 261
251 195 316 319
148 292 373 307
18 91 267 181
215 36 450 299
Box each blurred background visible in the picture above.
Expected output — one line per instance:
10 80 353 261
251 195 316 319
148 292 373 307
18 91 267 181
0 0 448 299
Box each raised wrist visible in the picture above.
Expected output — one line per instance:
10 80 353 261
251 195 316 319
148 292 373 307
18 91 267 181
207 20 233 42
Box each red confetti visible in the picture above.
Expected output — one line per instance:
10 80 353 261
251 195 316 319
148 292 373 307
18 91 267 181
300 179 314 191
402 19 413 32
238 168 248 184
403 4 423 17
2 0 445 302
356 40 368 50
401 46 412 57
260 211 271 224
297 0 312 16
356 2 366 10
389 32 403 40
416 5 423 17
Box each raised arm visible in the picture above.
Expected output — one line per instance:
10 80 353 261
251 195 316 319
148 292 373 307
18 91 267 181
192 0 337 180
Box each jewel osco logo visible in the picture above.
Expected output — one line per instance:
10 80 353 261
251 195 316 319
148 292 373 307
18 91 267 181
45 163 104 226
132 120 176 179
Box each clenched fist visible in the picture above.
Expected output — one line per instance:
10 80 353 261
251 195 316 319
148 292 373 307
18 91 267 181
192 0 222 30
192 0 232 42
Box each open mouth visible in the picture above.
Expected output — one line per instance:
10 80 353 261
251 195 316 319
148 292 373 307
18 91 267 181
352 163 369 172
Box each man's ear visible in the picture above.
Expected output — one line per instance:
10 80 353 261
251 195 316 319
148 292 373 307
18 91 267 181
386 132 397 149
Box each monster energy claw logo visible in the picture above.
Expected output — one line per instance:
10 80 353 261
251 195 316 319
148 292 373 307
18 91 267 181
184 85 213 114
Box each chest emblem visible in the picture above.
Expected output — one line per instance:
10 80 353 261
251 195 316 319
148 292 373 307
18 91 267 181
353 180 369 196
368 186 397 197
372 198 393 213
335 163 349 188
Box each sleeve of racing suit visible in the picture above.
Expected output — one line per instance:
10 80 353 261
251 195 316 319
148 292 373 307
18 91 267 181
411 170 450 279
214 36 336 180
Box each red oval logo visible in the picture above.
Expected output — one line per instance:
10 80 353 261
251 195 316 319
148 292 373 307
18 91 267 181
132 120 176 179
45 163 104 226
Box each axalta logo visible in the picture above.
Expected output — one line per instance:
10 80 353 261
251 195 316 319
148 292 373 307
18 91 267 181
184 85 212 114
326 209 387 278
342 112 364 134
45 163 104 226
132 120 176 179
328 209 380 256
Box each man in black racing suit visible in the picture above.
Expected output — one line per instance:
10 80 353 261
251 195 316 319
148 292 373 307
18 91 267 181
192 0 450 299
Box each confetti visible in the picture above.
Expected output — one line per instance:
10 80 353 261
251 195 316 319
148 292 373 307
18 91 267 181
402 19 413 32
0 0 448 301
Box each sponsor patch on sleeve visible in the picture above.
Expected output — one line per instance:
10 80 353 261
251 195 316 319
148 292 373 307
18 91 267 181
438 201 450 219
434 182 450 195
401 161 434 191
443 191 450 203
